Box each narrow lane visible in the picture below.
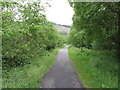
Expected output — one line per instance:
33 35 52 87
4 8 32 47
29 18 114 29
40 46 85 88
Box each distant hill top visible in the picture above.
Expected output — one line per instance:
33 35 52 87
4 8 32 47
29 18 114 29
56 24 71 28
54 24 71 35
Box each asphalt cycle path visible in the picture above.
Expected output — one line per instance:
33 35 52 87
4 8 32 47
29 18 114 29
40 46 85 88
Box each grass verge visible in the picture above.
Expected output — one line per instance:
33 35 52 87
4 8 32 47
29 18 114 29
68 47 118 88
3 48 60 88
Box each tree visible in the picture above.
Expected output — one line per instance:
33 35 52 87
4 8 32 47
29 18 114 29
68 2 119 58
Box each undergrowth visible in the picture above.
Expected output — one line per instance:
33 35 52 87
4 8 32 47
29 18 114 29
2 48 60 88
68 47 118 88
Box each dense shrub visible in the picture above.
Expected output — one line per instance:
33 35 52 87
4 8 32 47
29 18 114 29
1 1 63 68
68 2 119 57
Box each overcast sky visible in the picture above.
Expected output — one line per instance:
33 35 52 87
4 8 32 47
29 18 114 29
14 0 74 25
45 0 74 25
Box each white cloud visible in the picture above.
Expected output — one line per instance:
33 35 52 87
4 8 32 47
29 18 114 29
45 0 74 25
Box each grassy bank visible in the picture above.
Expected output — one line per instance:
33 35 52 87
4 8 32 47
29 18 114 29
68 47 118 88
3 48 60 88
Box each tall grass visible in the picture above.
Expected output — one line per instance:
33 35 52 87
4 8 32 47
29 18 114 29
2 48 60 88
68 47 118 88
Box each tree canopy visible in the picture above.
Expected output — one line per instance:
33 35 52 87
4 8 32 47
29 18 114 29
1 1 64 68
68 2 120 58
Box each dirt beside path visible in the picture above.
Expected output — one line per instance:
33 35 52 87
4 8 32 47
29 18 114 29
40 46 85 88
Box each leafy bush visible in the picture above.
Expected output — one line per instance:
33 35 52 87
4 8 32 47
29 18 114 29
1 1 63 69
68 2 119 55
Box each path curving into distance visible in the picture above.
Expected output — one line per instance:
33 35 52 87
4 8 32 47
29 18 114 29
40 46 85 88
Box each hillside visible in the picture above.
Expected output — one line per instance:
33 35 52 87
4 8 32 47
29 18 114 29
54 24 71 35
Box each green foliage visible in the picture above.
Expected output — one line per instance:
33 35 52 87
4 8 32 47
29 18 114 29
3 48 60 88
69 47 118 88
2 1 63 68
68 2 119 53
68 3 119 88
68 2 120 88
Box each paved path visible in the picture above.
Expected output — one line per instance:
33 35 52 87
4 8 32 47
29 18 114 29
40 46 85 88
